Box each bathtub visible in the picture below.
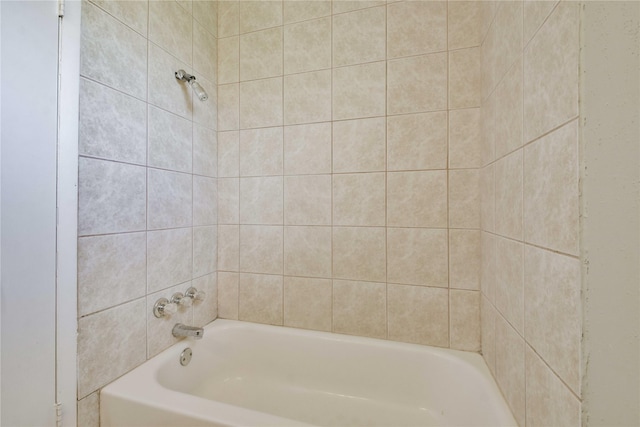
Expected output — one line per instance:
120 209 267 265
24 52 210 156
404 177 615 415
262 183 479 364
101 319 517 427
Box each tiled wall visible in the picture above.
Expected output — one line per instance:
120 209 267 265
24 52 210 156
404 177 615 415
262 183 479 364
76 1 218 424
215 0 483 352
479 2 581 425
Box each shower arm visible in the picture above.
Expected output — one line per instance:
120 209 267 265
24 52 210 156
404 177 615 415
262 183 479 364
175 69 196 82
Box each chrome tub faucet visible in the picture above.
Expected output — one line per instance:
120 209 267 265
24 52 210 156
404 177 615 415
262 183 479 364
172 323 204 340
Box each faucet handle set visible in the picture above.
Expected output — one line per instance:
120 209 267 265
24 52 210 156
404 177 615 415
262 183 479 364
153 286 207 318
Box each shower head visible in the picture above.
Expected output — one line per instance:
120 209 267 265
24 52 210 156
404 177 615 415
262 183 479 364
175 69 209 102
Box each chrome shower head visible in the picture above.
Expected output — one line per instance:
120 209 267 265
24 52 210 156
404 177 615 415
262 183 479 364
175 69 209 102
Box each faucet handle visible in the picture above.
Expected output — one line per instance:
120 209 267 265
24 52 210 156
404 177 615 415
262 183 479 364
171 292 193 308
153 297 178 318
185 287 206 302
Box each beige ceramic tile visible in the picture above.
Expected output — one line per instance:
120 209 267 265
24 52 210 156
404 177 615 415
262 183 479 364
240 176 283 225
148 106 192 173
193 125 217 177
495 237 524 335
218 36 239 84
149 0 192 64
239 0 282 33
524 0 560 45
284 123 332 175
480 5 498 98
147 228 192 293
481 295 497 374
495 59 523 159
524 245 581 394
387 228 448 288
332 0 385 15
284 0 331 24
218 225 240 271
332 6 385 67
480 164 495 233
193 176 217 226
79 78 146 165
333 117 385 173
240 27 283 81
193 20 217 82
193 226 216 278
480 92 496 166
78 158 146 236
449 47 481 110
523 1 579 142
284 277 332 331
523 121 579 255
77 299 146 397
240 225 284 274
91 0 148 35
78 233 146 316
387 111 447 171
284 70 332 125
218 0 239 37
239 273 283 325
77 392 99 427
146 282 194 358
449 108 481 169
387 53 447 115
495 315 526 427
218 131 240 177
450 290 480 351
449 169 480 229
239 127 283 176
495 149 523 240
332 227 386 282
191 73 217 130
192 273 218 326
284 175 332 225
333 280 386 339
240 77 283 129
193 1 218 33
388 284 448 347
448 1 481 50
218 83 239 131
284 226 332 278
333 61 386 120
218 177 240 224
449 229 480 291
387 1 446 59
218 271 239 319
493 1 522 85
81 3 147 99
525 346 581 427
333 173 385 226
387 171 447 228
284 17 331 74
481 231 497 303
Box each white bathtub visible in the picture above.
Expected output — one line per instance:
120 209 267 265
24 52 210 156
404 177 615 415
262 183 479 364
101 319 517 427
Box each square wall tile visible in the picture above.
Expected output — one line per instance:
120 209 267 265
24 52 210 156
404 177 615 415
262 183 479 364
333 227 386 283
240 77 283 129
218 178 240 224
387 112 447 171
284 277 332 331
218 225 240 271
284 17 331 74
449 229 480 291
239 273 283 325
218 131 240 177
218 271 239 319
149 0 192 64
192 273 218 326
449 169 480 229
481 231 497 304
240 225 284 275
495 315 526 427
239 0 282 33
333 280 386 339
495 59 523 158
240 27 283 81
480 164 495 233
218 36 239 84
77 392 99 427
332 6 385 67
284 70 332 125
388 53 447 115
284 175 332 226
481 296 497 374
193 226 217 278
449 47 481 109
79 78 146 165
78 157 146 236
240 177 283 225
284 123 332 175
333 117 386 173
387 171 447 228
193 20 217 82
193 1 218 34
147 169 192 230
495 237 524 334
493 1 523 86
388 284 448 347
193 125 217 177
387 228 448 288
284 226 332 278
387 1 446 58
90 0 148 35
240 127 283 177
449 108 481 169
148 106 192 173
332 0 385 15
450 290 480 351
218 0 239 37
495 149 523 240
218 83 239 131
524 121 579 255
524 1 560 45
78 233 146 316
148 44 193 120
333 61 386 120
284 1 331 24
448 1 481 50
147 228 192 293
333 173 385 226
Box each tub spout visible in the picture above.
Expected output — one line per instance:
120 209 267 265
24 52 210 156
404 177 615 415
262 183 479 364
172 323 204 340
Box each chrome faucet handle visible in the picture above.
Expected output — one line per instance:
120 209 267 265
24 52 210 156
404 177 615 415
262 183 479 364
171 292 192 308
185 286 206 302
153 297 178 318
